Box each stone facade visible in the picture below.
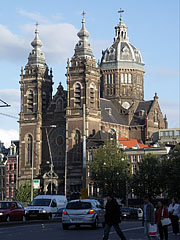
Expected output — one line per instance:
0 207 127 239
18 14 167 198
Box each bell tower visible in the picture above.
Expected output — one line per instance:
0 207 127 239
18 24 53 187
66 13 101 196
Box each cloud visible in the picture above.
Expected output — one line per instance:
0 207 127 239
0 24 27 62
0 89 20 116
17 8 49 23
0 129 19 148
0 22 78 65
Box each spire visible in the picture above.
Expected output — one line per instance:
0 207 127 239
26 23 46 67
73 12 94 59
114 9 128 42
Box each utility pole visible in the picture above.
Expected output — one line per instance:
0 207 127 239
82 104 86 189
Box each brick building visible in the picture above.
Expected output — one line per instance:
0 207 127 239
18 12 167 198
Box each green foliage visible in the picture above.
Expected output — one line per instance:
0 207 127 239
162 144 180 198
89 141 130 198
131 153 162 199
14 182 38 204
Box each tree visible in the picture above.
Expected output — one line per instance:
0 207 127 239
14 182 38 204
131 153 162 199
89 141 130 199
163 144 180 199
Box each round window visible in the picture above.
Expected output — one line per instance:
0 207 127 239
56 135 64 146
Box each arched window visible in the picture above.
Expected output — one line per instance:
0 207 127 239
75 130 81 146
25 134 33 165
56 98 63 111
128 74 132 83
42 91 47 110
90 83 95 107
27 90 34 112
74 83 81 107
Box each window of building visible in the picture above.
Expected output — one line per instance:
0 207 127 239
90 84 95 107
27 90 34 112
74 83 81 107
124 74 128 83
25 134 33 165
14 163 16 170
128 74 132 83
176 130 180 136
133 164 137 174
113 73 116 84
110 74 112 84
121 73 124 83
56 98 63 111
42 91 47 110
9 164 12 171
132 155 136 163
107 74 109 84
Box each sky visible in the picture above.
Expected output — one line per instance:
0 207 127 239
0 0 179 148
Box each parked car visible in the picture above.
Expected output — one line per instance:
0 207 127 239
121 207 140 219
25 195 67 220
0 201 26 222
62 199 105 230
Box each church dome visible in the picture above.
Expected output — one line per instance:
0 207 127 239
101 11 144 71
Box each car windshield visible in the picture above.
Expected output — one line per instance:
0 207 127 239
66 201 91 209
0 202 12 209
29 199 51 206
121 208 130 213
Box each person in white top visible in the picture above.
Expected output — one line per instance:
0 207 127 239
168 197 179 235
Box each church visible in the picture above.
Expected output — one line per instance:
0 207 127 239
18 11 167 198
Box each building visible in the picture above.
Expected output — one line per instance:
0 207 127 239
5 141 19 200
18 12 167 198
153 128 180 145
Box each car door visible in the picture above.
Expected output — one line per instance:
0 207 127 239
17 202 25 220
10 202 19 221
94 201 104 223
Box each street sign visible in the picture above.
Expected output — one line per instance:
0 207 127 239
33 179 40 189
81 188 88 199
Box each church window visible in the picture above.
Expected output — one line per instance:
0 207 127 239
74 83 81 107
128 74 132 83
25 134 33 166
27 90 34 112
110 74 112 84
56 98 63 111
113 73 116 84
124 74 128 83
42 91 47 110
121 73 124 83
90 84 95 107
107 74 109 84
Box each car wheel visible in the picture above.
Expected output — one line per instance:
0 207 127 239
6 215 11 222
92 218 98 229
47 213 52 220
62 223 69 230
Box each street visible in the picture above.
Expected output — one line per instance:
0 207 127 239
0 220 179 240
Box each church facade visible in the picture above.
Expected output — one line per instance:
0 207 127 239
18 12 167 198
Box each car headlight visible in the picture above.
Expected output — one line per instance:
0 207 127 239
40 209 47 213
0 213 3 216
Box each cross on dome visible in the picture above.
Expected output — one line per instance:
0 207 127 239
118 8 124 23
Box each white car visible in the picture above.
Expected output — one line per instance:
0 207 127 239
62 199 105 230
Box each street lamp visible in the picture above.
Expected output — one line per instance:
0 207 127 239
43 125 56 195
121 158 130 207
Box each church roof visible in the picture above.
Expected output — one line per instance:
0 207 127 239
100 98 127 125
100 10 144 71
72 12 94 60
130 100 153 126
26 24 47 68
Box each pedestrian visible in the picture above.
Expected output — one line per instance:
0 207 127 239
142 195 158 240
103 193 127 240
155 200 169 240
168 197 179 235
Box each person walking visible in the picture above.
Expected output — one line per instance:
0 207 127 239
142 195 158 240
103 193 127 240
168 197 179 235
155 201 169 240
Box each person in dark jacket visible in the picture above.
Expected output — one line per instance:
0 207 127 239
103 193 127 240
155 201 169 240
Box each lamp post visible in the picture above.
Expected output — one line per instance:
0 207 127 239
121 158 130 207
31 129 35 202
43 125 56 195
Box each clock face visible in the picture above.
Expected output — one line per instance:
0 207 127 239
122 101 130 109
